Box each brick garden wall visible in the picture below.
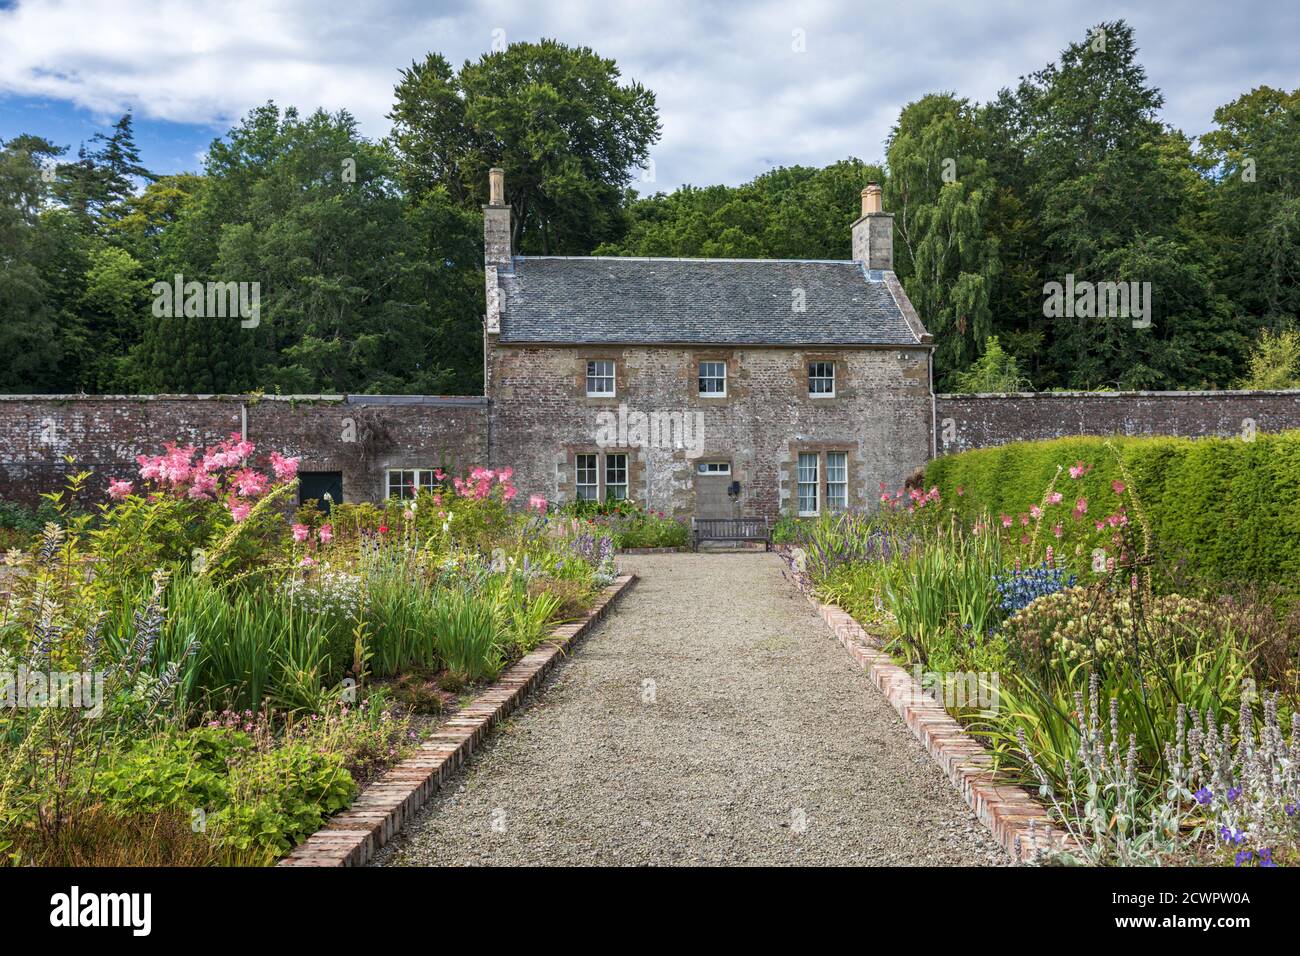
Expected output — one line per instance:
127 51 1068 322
0 395 488 506
934 390 1300 455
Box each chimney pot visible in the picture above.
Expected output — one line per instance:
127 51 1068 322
863 182 883 215
489 167 505 206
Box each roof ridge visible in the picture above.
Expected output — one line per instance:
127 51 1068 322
515 255 860 266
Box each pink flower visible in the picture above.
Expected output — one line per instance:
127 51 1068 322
1000 514 1012 528
229 501 251 523
1052 523 1063 539
434 468 446 481
956 486 964 497
1047 491 1063 505
528 494 548 513
1030 505 1043 520
292 523 310 543
107 478 134 502
1073 497 1088 518
378 525 389 534
299 556 317 569
318 524 333 544
233 468 269 498
1111 480 1126 495
1069 461 1092 479
270 452 300 482
1020 513 1030 526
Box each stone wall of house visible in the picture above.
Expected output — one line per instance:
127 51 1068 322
0 395 488 506
486 343 934 519
934 390 1300 454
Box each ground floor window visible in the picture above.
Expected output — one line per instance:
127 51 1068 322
574 451 630 502
796 450 851 515
797 453 819 516
576 454 599 500
605 453 628 500
826 452 848 510
387 468 436 500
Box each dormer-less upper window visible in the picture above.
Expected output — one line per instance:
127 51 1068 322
699 361 727 396
586 360 615 397
809 361 836 396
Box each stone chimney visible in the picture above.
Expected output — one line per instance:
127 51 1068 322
852 182 893 271
483 168 510 334
483 167 511 265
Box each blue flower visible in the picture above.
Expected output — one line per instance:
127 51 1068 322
1234 850 1253 866
1259 847 1276 868
1193 787 1212 806
1219 825 1247 846
1227 787 1242 804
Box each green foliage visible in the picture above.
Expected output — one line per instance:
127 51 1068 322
599 160 884 259
1237 326 1300 389
390 40 660 256
950 336 1030 393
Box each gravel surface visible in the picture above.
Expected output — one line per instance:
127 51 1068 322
374 552 1007 866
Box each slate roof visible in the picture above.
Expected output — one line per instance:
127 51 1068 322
496 256 925 347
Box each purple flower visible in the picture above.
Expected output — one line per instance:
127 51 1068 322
1259 847 1276 868
1285 803 1297 817
1219 825 1247 846
1234 850 1253 866
1226 787 1242 804
1193 787 1212 806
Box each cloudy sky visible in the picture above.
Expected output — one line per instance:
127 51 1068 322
0 0 1295 192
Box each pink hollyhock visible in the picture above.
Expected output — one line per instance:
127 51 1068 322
292 523 310 543
229 501 252 523
433 468 445 481
318 524 333 544
528 494 548 513
107 478 134 502
1111 479 1126 495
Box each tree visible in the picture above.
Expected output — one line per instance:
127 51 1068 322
135 104 478 394
598 160 885 259
1237 327 1300 389
1198 87 1300 330
951 336 1030 393
389 40 661 254
885 94 999 386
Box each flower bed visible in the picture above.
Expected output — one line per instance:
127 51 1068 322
786 436 1300 866
0 440 617 865
558 498 690 550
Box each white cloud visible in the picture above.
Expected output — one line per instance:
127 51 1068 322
0 0 1295 191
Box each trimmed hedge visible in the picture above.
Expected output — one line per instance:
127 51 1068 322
924 431 1300 590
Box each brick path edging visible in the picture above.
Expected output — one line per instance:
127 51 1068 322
807 596 1082 863
278 574 638 867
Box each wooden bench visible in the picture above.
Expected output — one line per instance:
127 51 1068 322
691 516 772 551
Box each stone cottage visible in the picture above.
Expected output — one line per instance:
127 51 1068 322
481 168 935 519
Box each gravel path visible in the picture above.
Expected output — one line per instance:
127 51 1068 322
375 552 1006 866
